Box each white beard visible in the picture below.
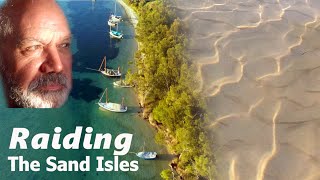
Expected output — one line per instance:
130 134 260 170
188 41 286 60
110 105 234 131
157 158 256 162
10 85 70 108
0 55 70 108
10 87 69 108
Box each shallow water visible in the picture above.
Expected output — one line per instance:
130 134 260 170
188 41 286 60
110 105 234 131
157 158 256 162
0 1 168 179
172 0 320 179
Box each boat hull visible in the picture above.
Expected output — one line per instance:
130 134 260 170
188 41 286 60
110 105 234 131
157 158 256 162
109 31 123 39
110 15 122 22
136 152 157 160
113 81 133 88
108 20 117 27
98 102 127 112
101 70 121 77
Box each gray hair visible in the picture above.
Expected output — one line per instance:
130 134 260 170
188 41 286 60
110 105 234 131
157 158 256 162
0 1 13 70
0 1 13 43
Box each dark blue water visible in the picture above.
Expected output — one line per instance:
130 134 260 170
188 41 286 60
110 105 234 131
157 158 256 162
0 1 170 179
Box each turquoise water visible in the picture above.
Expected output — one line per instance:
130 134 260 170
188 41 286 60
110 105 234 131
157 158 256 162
0 1 169 179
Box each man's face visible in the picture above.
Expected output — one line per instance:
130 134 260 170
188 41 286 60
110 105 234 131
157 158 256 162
0 0 72 108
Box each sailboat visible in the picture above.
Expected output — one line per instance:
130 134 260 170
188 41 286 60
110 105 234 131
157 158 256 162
98 88 128 112
98 56 121 77
136 142 157 160
109 25 123 39
109 1 122 22
113 77 133 88
110 14 122 23
108 18 118 27
91 0 96 10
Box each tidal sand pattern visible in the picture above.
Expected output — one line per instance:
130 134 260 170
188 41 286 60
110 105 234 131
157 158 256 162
172 0 320 179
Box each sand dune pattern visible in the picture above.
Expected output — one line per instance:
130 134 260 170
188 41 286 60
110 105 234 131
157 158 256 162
171 0 320 179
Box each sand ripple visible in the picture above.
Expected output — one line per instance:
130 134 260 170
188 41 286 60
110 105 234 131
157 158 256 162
171 0 320 179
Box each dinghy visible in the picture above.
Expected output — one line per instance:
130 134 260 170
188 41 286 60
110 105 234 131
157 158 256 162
136 151 157 160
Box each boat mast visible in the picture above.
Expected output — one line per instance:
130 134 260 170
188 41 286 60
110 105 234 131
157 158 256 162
104 57 106 71
114 1 117 15
99 88 107 103
91 0 95 11
143 141 145 152
121 97 124 106
99 56 106 71
106 88 108 103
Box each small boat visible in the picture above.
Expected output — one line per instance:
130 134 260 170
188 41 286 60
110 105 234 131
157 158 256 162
136 142 157 160
136 151 157 160
113 79 133 88
110 14 122 22
108 19 118 27
109 2 122 22
98 88 127 112
98 56 121 77
109 25 123 39
110 30 123 39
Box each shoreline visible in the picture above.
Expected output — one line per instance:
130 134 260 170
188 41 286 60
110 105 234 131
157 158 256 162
116 0 145 114
116 1 193 179
117 0 138 28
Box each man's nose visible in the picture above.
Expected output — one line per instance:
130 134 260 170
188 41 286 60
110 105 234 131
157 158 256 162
40 46 63 73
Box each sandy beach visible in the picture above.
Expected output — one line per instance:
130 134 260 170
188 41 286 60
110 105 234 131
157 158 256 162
171 0 320 179
117 0 138 28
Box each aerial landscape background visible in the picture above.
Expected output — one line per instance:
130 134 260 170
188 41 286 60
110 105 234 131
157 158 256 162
172 0 320 179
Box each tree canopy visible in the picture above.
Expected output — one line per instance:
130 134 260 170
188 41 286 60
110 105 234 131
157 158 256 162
126 0 216 179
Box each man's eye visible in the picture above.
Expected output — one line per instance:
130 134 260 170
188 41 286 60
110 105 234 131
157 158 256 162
25 45 42 51
59 43 70 49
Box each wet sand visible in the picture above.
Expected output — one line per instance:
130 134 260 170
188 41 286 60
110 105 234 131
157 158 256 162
171 0 320 179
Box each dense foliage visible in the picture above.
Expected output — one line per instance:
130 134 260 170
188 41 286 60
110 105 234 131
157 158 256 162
126 0 216 179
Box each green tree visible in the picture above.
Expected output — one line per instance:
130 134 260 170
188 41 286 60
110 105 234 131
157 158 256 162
126 0 215 179
160 169 173 180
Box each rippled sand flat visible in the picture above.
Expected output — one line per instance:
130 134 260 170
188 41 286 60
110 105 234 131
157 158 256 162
171 0 320 179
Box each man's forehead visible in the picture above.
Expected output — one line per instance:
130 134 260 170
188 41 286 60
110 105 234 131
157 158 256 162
19 4 67 25
4 0 69 29
4 0 60 16
18 18 71 37
5 0 58 10
4 0 70 42
17 28 71 44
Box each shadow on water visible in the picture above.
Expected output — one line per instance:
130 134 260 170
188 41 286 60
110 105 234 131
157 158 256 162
123 34 135 39
157 154 176 161
70 78 103 102
126 105 142 113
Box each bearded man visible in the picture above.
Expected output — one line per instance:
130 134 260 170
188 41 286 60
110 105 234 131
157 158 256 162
0 0 72 108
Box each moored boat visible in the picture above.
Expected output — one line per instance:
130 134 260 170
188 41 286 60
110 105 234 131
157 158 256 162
108 19 118 27
109 30 123 39
98 56 122 77
98 88 127 113
136 142 157 160
136 151 157 160
113 79 133 88
110 14 122 22
109 1 122 22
